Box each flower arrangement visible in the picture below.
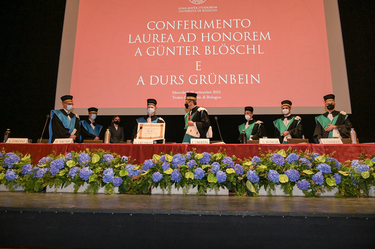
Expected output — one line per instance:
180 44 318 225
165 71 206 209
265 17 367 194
1 148 374 197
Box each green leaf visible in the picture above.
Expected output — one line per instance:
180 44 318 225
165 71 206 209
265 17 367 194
165 154 173 162
180 165 188 168
202 164 211 170
58 170 67 176
277 149 287 158
361 171 370 179
315 156 326 163
89 174 98 183
338 170 349 176
66 160 76 168
258 165 267 172
114 163 122 168
243 161 253 167
303 170 314 175
207 174 217 183
21 154 31 161
226 168 235 174
153 154 161 161
0 173 4 180
326 178 336 187
164 168 173 175
119 169 128 177
279 174 289 183
185 172 194 180
92 154 100 164
141 170 150 176
365 159 374 167
246 180 256 193
196 153 204 160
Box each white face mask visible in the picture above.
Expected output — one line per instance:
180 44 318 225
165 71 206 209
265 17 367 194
147 108 155 115
282 109 289 115
245 115 251 120
67 105 73 111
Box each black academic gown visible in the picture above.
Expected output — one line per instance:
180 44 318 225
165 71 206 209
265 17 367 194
50 109 81 143
238 119 267 141
274 115 303 143
131 115 165 140
313 110 352 143
80 120 104 141
108 125 124 143
189 106 210 138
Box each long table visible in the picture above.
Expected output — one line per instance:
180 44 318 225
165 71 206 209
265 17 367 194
2 143 375 165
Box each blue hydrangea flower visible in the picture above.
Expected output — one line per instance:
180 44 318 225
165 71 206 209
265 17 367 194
103 168 114 183
187 160 197 169
79 167 92 181
312 153 320 159
327 157 341 169
5 152 16 157
113 177 123 187
152 172 163 183
102 154 114 164
286 153 299 164
126 165 141 177
78 153 91 166
247 170 259 183
121 156 129 162
162 162 170 171
21 164 33 175
333 173 341 185
234 164 244 175
186 151 193 160
5 169 18 181
285 169 300 182
36 168 49 178
194 168 205 180
199 152 211 164
69 167 79 178
172 154 186 167
297 179 310 190
38 156 52 165
351 160 359 167
317 163 332 174
65 153 72 160
355 164 370 173
222 156 234 168
251 156 261 164
142 159 155 171
216 170 227 183
3 154 21 168
372 157 375 163
160 155 167 163
271 153 285 166
50 165 60 176
171 169 182 182
51 158 65 170
300 158 311 167
312 172 324 185
0 152 3 157
268 170 280 183
211 162 220 174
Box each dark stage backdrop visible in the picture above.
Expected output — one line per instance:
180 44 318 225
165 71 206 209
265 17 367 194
1 0 374 144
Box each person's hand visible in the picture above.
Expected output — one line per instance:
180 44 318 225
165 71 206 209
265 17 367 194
70 135 76 140
325 124 337 132
282 131 290 136
187 121 194 126
94 137 99 140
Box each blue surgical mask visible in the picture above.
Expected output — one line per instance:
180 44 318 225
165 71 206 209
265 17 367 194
67 105 73 111
91 114 97 120
147 108 155 115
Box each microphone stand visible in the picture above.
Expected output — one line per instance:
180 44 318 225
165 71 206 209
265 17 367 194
214 116 225 144
38 114 50 143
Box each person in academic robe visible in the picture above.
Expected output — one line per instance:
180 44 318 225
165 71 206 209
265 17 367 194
108 116 124 143
183 92 212 143
80 107 103 141
132 99 165 140
48 95 80 143
238 106 266 141
313 94 352 143
273 100 303 143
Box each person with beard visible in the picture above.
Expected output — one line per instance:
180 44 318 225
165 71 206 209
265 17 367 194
273 100 303 143
80 107 103 141
48 95 80 143
183 92 212 143
108 116 124 143
238 106 266 141
132 99 165 140
313 94 352 143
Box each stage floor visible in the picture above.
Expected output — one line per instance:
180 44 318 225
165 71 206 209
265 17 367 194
1 192 375 218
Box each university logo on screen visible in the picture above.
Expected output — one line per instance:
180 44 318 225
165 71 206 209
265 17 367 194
190 0 206 4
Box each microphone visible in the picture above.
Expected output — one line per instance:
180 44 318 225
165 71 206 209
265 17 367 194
38 114 50 143
214 116 225 144
133 126 143 140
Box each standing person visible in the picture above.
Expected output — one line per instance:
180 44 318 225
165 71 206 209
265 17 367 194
132 99 165 140
313 94 352 143
108 116 124 143
238 106 266 141
183 92 212 143
273 100 303 143
48 95 80 143
80 107 103 141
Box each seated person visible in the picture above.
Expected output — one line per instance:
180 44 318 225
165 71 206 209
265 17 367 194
132 99 165 140
273 100 303 143
313 94 352 143
108 116 124 143
48 95 80 143
80 107 103 141
238 106 266 141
